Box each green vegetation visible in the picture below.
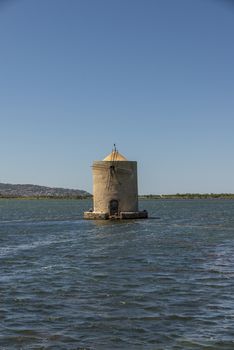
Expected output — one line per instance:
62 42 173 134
1 193 234 200
0 195 92 200
139 193 234 200
0 183 91 199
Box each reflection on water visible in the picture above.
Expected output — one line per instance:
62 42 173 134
1 199 234 349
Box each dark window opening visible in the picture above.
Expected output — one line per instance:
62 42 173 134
109 199 119 215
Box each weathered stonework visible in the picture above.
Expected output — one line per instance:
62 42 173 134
84 150 148 220
119 211 148 219
83 212 109 220
93 160 138 213
83 211 148 220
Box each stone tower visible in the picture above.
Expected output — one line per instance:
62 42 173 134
84 147 148 220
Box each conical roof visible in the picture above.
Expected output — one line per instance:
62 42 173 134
103 150 127 161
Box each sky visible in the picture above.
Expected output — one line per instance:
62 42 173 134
0 0 233 194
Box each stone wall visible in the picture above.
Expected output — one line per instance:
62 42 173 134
92 160 138 213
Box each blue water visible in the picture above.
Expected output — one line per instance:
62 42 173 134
1 199 234 349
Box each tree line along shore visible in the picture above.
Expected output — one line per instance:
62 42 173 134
1 194 234 200
139 193 234 200
0 195 92 200
1 183 233 200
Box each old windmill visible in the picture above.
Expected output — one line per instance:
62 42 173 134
84 146 148 220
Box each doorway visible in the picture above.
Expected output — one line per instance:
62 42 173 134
109 199 119 216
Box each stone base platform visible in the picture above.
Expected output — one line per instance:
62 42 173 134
84 211 148 220
84 212 109 220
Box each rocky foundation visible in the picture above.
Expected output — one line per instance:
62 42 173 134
84 211 148 220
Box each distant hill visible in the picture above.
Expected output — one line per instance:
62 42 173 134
0 183 91 199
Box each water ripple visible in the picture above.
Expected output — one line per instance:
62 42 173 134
1 199 234 349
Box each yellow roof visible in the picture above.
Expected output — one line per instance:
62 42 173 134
103 150 127 161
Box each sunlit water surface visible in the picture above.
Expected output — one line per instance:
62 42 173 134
1 199 234 349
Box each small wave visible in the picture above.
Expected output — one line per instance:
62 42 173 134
0 237 78 257
0 218 84 226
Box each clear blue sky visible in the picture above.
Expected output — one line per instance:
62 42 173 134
0 0 233 194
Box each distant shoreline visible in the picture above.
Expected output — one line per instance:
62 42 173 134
139 194 234 200
1 194 234 200
0 195 92 200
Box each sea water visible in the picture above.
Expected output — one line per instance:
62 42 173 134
1 199 234 349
